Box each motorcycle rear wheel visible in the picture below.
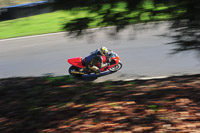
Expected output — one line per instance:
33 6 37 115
68 66 83 77
109 61 122 72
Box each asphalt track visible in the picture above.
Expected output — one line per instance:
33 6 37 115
0 22 200 82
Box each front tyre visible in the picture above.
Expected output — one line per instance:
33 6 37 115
68 66 82 77
109 61 122 72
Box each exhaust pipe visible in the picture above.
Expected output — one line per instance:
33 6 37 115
71 71 84 75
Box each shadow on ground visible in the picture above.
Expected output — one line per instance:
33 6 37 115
0 74 200 132
77 71 114 81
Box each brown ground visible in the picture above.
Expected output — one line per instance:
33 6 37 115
0 74 200 132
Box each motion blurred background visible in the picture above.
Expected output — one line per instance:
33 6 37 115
0 0 200 78
1 1 200 132
0 0 199 56
0 0 40 7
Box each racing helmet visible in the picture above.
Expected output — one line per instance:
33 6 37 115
100 46 108 56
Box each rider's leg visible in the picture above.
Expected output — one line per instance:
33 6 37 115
96 55 109 68
88 65 100 75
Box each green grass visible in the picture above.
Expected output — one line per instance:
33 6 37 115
0 1 184 39
148 105 158 113
0 9 97 39
108 103 120 107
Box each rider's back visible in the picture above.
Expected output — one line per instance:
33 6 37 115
85 50 101 65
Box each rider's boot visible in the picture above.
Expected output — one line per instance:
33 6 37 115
95 69 101 75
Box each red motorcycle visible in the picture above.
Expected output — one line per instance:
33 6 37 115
67 51 122 77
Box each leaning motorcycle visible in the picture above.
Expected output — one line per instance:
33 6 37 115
67 51 122 77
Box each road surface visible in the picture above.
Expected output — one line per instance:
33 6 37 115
0 22 200 82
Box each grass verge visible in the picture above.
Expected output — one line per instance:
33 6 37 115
0 1 185 39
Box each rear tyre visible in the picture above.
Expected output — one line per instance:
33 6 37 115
109 61 122 72
68 66 82 78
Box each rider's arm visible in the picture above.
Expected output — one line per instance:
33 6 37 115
99 50 114 68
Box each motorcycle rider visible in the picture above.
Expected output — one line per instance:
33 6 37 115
84 46 112 75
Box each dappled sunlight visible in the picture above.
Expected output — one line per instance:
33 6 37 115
54 0 188 38
0 74 200 132
1 1 200 132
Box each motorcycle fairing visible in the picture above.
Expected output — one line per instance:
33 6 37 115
96 54 120 71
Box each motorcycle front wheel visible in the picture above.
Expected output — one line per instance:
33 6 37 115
109 61 122 72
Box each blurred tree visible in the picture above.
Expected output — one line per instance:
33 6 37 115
54 0 200 56
53 0 199 32
166 0 200 56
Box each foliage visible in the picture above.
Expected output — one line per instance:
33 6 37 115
53 0 200 57
0 0 180 39
53 0 191 36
